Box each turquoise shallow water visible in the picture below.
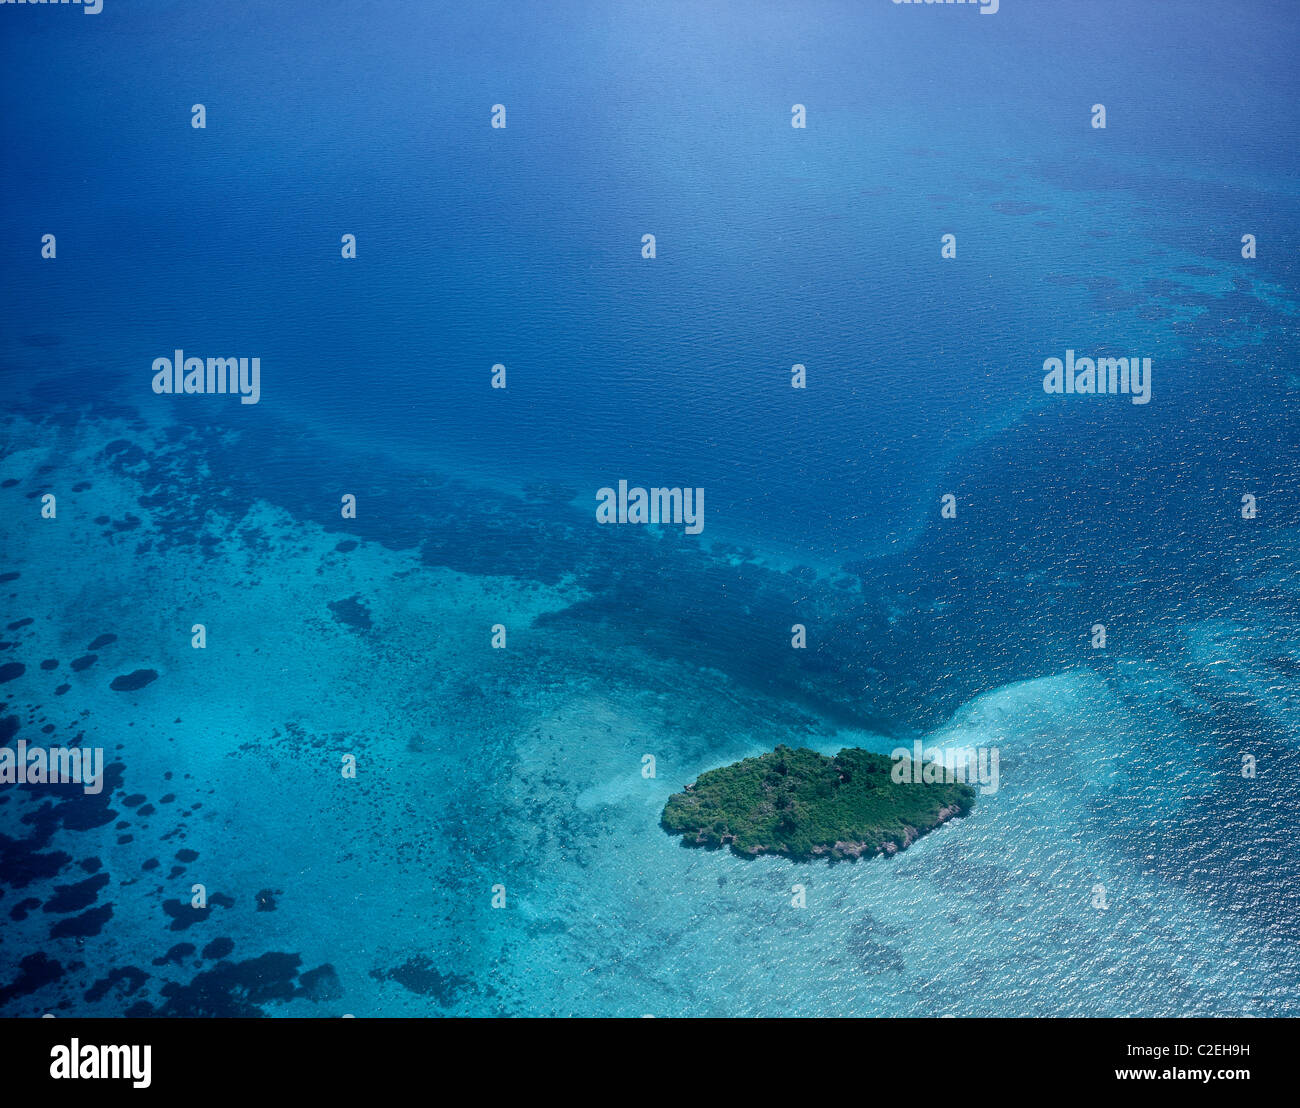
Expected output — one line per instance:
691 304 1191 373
2 0 1299 1016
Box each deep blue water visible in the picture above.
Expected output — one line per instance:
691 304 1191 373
1 1 1298 1017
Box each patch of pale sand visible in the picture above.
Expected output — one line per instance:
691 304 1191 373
474 648 852 1013
512 652 835 819
859 672 1275 1015
2 412 597 1014
916 670 1201 838
5 412 586 771
490 669 1280 1015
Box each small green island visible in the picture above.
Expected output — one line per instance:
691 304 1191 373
661 745 975 861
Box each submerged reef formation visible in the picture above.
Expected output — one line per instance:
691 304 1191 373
662 745 975 860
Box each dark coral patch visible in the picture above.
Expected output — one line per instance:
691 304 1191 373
0 836 72 891
328 595 372 631
298 964 342 1002
9 897 42 922
49 903 113 939
369 956 472 1006
151 943 196 967
155 952 304 1017
101 439 144 463
202 937 235 960
42 872 110 914
162 899 210 931
110 669 158 691
85 966 148 1004
45 762 125 831
0 953 65 1009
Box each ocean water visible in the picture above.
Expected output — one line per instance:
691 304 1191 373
1 0 1299 1017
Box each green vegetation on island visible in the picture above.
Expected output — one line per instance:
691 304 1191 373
661 745 975 860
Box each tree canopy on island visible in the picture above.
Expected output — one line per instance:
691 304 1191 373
661 744 975 860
